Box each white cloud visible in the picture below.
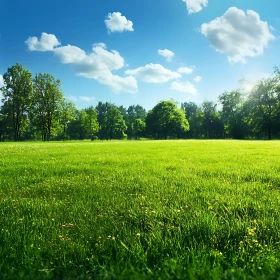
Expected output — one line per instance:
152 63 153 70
125 63 181 83
178 66 194 75
194 76 202 83
54 43 125 79
170 81 197 94
25 32 61 51
67 95 78 102
54 43 137 93
182 0 208 14
98 72 138 93
201 7 275 63
25 33 138 94
105 12 134 33
66 95 96 102
158 49 175 62
79 96 95 102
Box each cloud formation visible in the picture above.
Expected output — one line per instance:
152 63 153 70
178 66 194 75
158 49 175 62
67 95 95 102
125 63 181 83
105 12 134 33
54 43 125 79
170 81 197 94
201 7 274 63
25 32 61 51
182 0 208 14
79 96 95 102
194 76 202 83
25 33 138 93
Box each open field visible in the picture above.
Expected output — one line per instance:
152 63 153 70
1 140 280 279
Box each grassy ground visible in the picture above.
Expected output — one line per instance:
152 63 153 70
1 140 280 279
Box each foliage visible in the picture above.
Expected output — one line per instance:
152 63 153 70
1 63 280 141
132 118 146 139
218 90 248 139
31 73 64 141
245 74 280 139
1 63 33 141
126 105 147 139
59 99 77 140
146 100 189 139
95 102 127 140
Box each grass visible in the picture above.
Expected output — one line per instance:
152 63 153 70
1 140 280 279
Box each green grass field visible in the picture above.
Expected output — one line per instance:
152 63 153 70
1 140 280 279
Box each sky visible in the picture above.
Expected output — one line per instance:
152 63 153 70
0 0 279 110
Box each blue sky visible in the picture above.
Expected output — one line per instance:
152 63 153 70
0 0 279 110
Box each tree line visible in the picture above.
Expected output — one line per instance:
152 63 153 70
1 63 280 141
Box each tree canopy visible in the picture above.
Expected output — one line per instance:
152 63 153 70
1 63 280 141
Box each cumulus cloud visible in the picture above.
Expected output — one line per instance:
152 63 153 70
170 81 197 94
182 0 208 14
67 95 78 102
158 49 175 62
67 95 95 102
178 66 194 75
25 32 61 51
201 7 275 63
105 12 134 33
54 43 125 79
125 63 181 83
194 76 202 83
54 43 137 93
79 96 95 102
25 33 138 93
98 72 138 93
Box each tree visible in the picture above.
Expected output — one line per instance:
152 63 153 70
106 105 127 140
1 63 33 141
84 106 99 140
126 105 147 139
201 101 224 138
95 102 127 140
181 102 199 138
60 99 77 140
246 74 280 139
218 90 247 139
31 73 64 141
132 118 146 139
146 101 189 139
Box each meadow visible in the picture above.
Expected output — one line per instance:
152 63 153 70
0 140 280 279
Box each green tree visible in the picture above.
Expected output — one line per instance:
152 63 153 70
132 118 146 139
67 109 87 140
95 102 127 140
84 106 99 140
201 101 224 138
126 105 147 139
218 90 247 139
31 73 64 141
146 101 189 139
1 63 33 141
245 74 280 139
60 99 77 140
181 102 200 138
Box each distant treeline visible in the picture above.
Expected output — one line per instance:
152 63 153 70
1 63 280 141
